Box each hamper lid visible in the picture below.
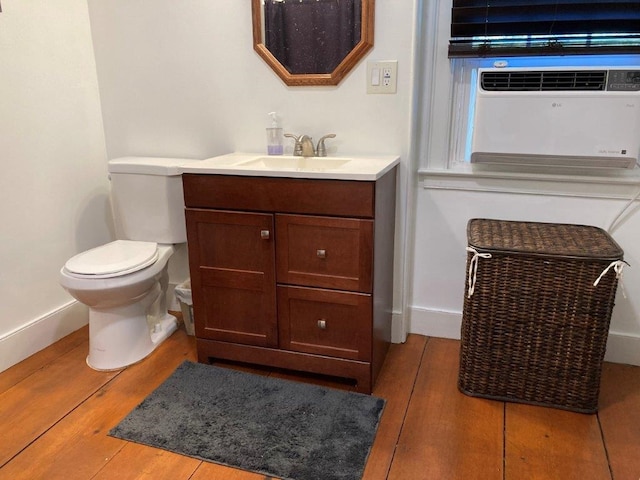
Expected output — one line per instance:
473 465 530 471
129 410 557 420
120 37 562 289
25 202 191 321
467 219 624 260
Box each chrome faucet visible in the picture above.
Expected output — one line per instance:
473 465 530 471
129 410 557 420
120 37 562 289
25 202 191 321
284 133 336 157
284 134 315 156
300 135 316 157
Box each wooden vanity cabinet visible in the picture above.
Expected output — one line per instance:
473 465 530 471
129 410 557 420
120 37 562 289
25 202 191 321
183 171 396 393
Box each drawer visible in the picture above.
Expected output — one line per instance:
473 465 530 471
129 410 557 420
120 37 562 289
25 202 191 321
183 174 375 218
277 286 371 361
275 214 373 292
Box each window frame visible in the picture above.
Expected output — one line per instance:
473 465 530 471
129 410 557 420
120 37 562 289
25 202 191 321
416 0 640 194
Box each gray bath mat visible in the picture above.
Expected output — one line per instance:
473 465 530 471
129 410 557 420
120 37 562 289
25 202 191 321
110 361 385 480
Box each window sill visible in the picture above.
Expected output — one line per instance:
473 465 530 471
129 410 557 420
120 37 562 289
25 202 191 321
419 164 640 199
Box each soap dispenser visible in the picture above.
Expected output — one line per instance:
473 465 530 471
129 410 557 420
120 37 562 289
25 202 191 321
266 112 284 155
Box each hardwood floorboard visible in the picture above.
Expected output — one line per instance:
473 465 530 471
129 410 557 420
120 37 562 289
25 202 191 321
1 327 639 480
363 334 427 480
91 443 201 480
0 326 88 394
0 339 119 468
0 330 195 480
189 461 273 480
388 338 504 480
505 403 610 480
598 362 640 480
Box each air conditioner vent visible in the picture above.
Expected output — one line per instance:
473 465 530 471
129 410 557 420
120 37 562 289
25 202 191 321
481 70 607 92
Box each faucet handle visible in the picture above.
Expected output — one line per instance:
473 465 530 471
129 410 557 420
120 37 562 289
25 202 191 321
316 134 336 157
284 133 302 155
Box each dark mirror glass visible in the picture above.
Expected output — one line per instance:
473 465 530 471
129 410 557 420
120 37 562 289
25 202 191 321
263 0 362 75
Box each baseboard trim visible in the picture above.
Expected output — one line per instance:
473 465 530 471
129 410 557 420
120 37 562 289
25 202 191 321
408 307 461 340
391 311 406 344
0 301 89 373
409 306 640 367
605 331 640 366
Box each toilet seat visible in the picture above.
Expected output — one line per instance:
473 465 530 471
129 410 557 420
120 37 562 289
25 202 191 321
64 240 159 279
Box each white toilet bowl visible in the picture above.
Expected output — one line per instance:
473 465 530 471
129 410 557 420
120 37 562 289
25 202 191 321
60 240 178 371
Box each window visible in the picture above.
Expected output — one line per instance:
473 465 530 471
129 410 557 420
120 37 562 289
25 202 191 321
449 0 640 58
417 0 640 173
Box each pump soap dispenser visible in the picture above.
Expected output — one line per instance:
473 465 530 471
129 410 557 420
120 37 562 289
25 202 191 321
266 112 284 155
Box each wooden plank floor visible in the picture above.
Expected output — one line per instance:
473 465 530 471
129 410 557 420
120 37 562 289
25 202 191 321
1 323 639 480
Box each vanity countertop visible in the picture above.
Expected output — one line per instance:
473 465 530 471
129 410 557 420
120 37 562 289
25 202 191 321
179 152 399 181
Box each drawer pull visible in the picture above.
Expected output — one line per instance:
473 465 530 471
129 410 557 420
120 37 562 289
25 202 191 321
317 319 327 329
316 249 326 259
260 230 270 240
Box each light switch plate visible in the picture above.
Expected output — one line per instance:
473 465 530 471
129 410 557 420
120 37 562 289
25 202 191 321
367 61 398 94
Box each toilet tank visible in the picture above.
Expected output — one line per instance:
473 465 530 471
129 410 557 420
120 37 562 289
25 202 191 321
108 157 196 244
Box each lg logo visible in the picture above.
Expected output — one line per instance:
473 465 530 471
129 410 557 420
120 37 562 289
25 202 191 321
552 102 562 108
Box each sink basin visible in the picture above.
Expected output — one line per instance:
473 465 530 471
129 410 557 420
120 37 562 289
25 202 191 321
236 156 352 172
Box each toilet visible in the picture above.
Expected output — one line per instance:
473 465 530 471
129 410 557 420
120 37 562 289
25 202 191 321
60 157 195 371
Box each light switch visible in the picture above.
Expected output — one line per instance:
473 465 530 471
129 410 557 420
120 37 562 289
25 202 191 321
366 61 398 94
371 67 381 86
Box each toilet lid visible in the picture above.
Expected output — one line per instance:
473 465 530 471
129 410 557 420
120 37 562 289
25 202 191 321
64 240 159 277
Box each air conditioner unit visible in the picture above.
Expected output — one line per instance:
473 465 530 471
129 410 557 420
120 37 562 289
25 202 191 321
470 67 640 169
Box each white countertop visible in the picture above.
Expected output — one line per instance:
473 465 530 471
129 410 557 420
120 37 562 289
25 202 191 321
179 152 400 181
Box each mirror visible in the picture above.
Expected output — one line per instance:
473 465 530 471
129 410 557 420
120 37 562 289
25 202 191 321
252 0 374 86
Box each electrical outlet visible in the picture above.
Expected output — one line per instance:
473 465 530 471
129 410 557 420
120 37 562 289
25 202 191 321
367 61 398 94
382 67 392 86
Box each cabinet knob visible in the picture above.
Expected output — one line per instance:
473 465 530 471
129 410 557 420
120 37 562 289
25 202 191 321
260 230 270 240
317 319 327 329
316 249 326 259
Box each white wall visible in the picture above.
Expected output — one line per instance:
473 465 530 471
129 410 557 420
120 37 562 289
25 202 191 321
86 0 417 339
0 0 416 373
0 0 110 371
4 0 637 373
407 0 640 366
86 1 414 161
411 183 640 365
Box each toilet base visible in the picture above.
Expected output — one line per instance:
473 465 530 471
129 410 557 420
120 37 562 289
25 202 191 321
86 288 178 371
87 314 177 371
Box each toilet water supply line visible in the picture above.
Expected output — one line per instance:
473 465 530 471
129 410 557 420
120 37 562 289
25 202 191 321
465 247 627 299
606 161 640 234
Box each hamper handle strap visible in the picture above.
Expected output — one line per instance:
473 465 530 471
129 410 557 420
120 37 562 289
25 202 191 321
593 260 626 299
466 247 492 298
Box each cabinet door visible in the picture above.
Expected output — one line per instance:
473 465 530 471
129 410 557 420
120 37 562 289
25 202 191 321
275 214 373 292
185 209 277 347
277 285 372 361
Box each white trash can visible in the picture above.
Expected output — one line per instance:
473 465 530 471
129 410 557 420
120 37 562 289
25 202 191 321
175 280 195 336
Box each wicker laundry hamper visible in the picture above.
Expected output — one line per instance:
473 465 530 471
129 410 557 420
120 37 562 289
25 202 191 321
459 219 625 413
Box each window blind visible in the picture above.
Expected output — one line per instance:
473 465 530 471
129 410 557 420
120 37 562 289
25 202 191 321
449 0 640 58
